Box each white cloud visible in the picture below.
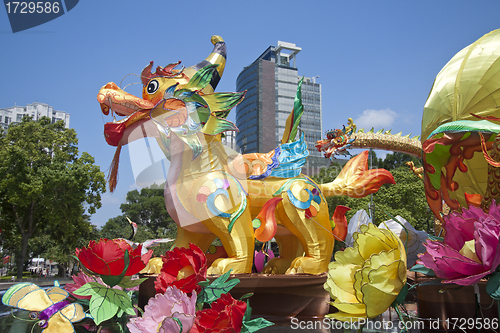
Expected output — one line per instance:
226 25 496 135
354 108 397 130
90 193 123 227
100 193 121 205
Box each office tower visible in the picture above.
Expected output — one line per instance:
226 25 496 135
0 102 70 130
235 41 329 175
221 130 238 151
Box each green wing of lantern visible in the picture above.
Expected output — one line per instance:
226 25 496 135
281 77 304 144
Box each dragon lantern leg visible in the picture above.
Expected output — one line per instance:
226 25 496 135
262 233 304 275
181 172 256 275
264 179 334 275
281 198 333 275
202 206 255 275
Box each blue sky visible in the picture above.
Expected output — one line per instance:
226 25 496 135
2 0 500 227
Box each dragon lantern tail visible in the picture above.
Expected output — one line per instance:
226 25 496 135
185 35 227 92
318 150 395 198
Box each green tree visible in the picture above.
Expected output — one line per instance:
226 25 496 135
120 186 177 239
0 117 106 278
30 220 101 277
100 215 157 242
375 152 422 170
100 215 135 240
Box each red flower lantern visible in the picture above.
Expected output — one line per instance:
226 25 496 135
155 243 207 295
191 293 247 333
76 239 152 283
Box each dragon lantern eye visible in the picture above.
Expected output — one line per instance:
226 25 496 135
147 80 159 94
38 319 47 328
29 311 38 320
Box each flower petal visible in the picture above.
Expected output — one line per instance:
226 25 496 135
325 263 359 303
334 247 364 267
442 271 491 286
366 253 406 295
354 224 398 260
362 282 399 318
420 240 487 278
443 214 475 251
474 219 500 268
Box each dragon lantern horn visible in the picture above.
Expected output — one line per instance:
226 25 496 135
140 61 184 86
188 35 227 91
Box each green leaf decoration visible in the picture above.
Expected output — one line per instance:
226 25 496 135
243 299 252 322
111 288 136 316
73 282 101 297
241 300 274 333
89 291 119 325
74 298 90 307
78 282 136 324
242 317 275 333
195 302 204 312
409 264 436 276
198 280 210 287
197 270 240 304
486 272 500 299
184 64 218 91
418 279 445 286
118 276 148 289
101 274 125 288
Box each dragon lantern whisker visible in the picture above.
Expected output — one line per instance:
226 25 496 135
119 73 142 91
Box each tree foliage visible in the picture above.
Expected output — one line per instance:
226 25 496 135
372 151 422 170
100 215 157 243
119 186 177 239
0 117 106 278
29 222 100 277
100 186 177 255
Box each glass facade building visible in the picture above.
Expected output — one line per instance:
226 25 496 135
235 41 329 175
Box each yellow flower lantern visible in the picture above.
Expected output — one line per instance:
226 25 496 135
324 223 407 321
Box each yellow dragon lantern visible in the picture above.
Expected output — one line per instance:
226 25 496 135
97 36 394 275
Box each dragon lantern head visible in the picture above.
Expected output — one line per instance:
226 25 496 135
97 35 227 147
316 118 357 159
97 36 246 192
